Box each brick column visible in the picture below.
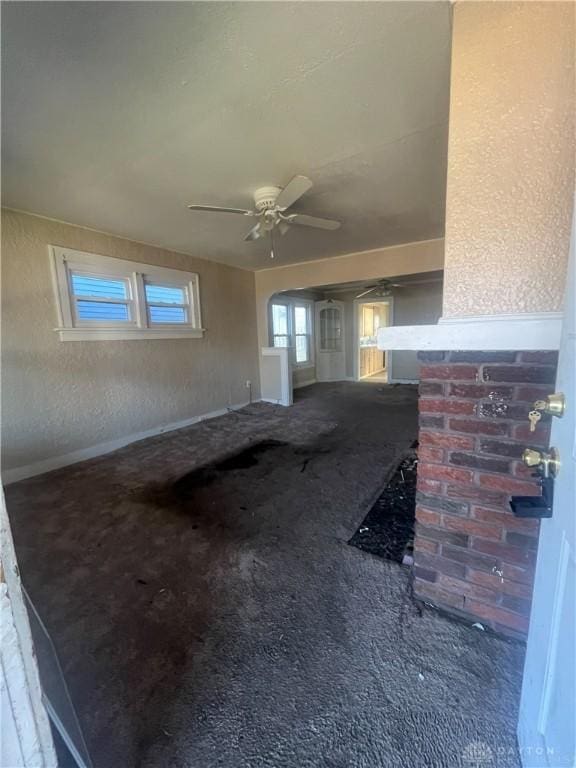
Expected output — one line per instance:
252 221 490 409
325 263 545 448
414 351 558 638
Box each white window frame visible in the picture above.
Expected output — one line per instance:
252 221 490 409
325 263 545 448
269 297 314 368
50 246 204 341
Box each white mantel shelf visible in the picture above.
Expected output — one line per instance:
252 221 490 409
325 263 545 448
377 312 563 352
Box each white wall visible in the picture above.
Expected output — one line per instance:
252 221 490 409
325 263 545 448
391 281 444 380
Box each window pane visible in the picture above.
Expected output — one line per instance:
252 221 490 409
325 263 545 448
320 307 341 351
272 304 288 335
71 274 128 299
149 306 188 324
273 335 289 348
294 306 308 335
295 334 308 363
76 301 129 321
145 284 187 304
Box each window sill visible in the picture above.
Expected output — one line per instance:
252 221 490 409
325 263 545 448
55 327 206 341
293 362 314 370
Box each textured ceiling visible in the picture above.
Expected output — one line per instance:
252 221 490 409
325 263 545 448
1 2 451 270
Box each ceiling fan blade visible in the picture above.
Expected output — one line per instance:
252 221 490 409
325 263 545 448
187 204 254 215
355 286 377 299
276 175 313 210
244 222 262 241
290 214 341 230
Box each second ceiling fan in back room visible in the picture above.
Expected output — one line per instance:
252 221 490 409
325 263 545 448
187 175 341 259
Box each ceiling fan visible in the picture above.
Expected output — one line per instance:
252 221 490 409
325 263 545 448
355 275 441 299
355 279 402 299
187 175 341 259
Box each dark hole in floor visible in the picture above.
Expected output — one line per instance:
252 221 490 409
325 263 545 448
348 447 417 563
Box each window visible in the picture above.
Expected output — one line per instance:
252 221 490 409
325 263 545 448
269 298 312 366
51 247 203 341
319 306 341 352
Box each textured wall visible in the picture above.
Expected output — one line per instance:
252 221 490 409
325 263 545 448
1 210 260 471
443 2 575 317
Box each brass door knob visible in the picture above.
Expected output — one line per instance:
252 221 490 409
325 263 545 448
522 447 561 478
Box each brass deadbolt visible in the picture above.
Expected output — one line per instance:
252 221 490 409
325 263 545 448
533 393 565 418
522 447 561 478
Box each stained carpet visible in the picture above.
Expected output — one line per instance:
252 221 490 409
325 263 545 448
5 383 525 768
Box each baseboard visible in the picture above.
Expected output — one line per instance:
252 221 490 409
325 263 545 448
390 378 419 384
2 401 254 485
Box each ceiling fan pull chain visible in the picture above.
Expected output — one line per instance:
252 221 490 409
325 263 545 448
270 230 275 259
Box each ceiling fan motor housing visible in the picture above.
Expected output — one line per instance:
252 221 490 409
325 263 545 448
253 186 282 211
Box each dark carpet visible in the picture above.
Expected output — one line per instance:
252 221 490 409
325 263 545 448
5 382 525 768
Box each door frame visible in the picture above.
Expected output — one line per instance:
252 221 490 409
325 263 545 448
353 296 394 382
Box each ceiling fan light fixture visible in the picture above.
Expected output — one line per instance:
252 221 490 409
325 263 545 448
186 174 342 261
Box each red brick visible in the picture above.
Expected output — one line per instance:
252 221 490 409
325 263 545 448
413 536 439 555
414 550 466 579
506 531 538 550
416 523 468 548
414 566 437 582
501 594 532 616
519 351 558 364
419 464 474 484
450 451 510 474
420 431 475 450
472 538 536 567
419 399 476 415
449 418 509 436
416 507 441 527
414 580 465 610
419 414 445 430
441 543 499 572
478 402 530 420
418 446 445 464
479 439 524 459
416 477 443 494
420 365 478 381
419 382 445 397
478 473 540 496
441 514 502 541
471 506 539 533
512 422 552 444
464 599 529 634
482 365 556 385
446 484 507 508
437 574 499 604
501 563 535 585
449 384 513 400
467 569 534 600
515 385 555 403
449 351 517 363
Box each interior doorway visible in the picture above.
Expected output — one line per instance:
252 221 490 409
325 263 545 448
354 298 392 383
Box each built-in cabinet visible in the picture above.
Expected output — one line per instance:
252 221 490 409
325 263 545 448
359 345 385 377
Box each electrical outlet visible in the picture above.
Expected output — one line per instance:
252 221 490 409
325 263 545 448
245 380 252 389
